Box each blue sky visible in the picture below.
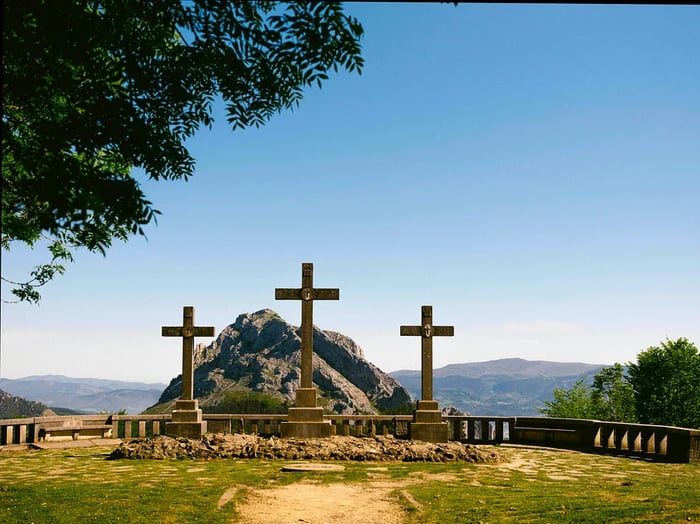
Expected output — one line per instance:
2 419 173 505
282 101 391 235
2 3 698 383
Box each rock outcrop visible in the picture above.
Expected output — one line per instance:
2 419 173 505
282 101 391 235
109 434 503 463
156 309 412 415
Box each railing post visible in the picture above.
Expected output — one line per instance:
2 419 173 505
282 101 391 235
594 426 602 448
138 420 146 438
617 429 628 451
467 419 476 441
606 427 616 449
643 430 656 454
451 418 462 441
658 433 668 456
153 420 161 435
633 429 643 452
495 420 504 443
3 424 13 445
480 419 489 441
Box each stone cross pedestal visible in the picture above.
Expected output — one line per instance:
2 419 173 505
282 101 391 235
400 305 454 442
162 306 214 439
276 262 339 438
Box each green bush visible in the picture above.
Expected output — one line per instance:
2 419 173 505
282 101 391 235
203 391 289 414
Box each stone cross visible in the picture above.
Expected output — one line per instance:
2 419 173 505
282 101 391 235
162 306 215 401
275 262 339 390
400 305 454 401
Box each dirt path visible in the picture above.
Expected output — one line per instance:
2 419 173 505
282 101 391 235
233 480 406 524
229 469 458 523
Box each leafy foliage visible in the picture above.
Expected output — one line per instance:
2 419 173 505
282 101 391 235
590 363 637 423
627 338 700 429
539 365 637 422
538 377 600 419
203 390 290 414
2 0 363 302
541 339 699 428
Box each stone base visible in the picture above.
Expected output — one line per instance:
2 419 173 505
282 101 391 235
165 399 207 439
409 400 447 443
280 421 333 438
280 406 331 438
416 400 440 411
295 387 318 408
409 422 448 443
165 421 208 439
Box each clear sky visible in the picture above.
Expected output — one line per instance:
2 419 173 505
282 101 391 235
1 3 698 384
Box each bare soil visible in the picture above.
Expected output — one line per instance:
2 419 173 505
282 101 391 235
231 481 406 524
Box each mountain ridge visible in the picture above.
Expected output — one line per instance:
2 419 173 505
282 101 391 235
390 358 605 416
0 376 166 414
3 345 609 417
392 357 606 378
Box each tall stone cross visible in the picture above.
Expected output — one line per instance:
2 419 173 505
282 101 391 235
275 263 339 392
162 306 215 401
400 305 454 402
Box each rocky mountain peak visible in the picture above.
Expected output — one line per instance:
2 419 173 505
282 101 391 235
158 309 412 415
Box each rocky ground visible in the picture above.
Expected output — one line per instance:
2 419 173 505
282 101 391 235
108 433 504 463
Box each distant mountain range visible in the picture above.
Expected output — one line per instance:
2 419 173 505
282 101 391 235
390 358 605 416
1 357 607 418
0 376 166 415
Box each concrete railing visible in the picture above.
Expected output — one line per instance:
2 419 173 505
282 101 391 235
2 414 698 462
506 417 700 463
444 416 515 444
112 414 416 439
0 414 115 444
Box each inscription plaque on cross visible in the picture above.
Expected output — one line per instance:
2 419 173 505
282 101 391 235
275 262 339 438
161 306 214 438
400 305 453 443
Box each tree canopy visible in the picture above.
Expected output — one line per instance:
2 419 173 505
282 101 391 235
538 377 600 420
627 338 700 429
2 0 363 302
541 338 699 429
537 365 636 422
589 363 636 423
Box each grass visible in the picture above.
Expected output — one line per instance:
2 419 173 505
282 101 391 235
1 443 698 523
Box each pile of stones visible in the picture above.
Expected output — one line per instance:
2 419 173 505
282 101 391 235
108 433 503 463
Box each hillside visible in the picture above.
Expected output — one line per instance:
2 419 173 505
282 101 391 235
0 388 55 419
152 309 413 415
390 358 605 416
